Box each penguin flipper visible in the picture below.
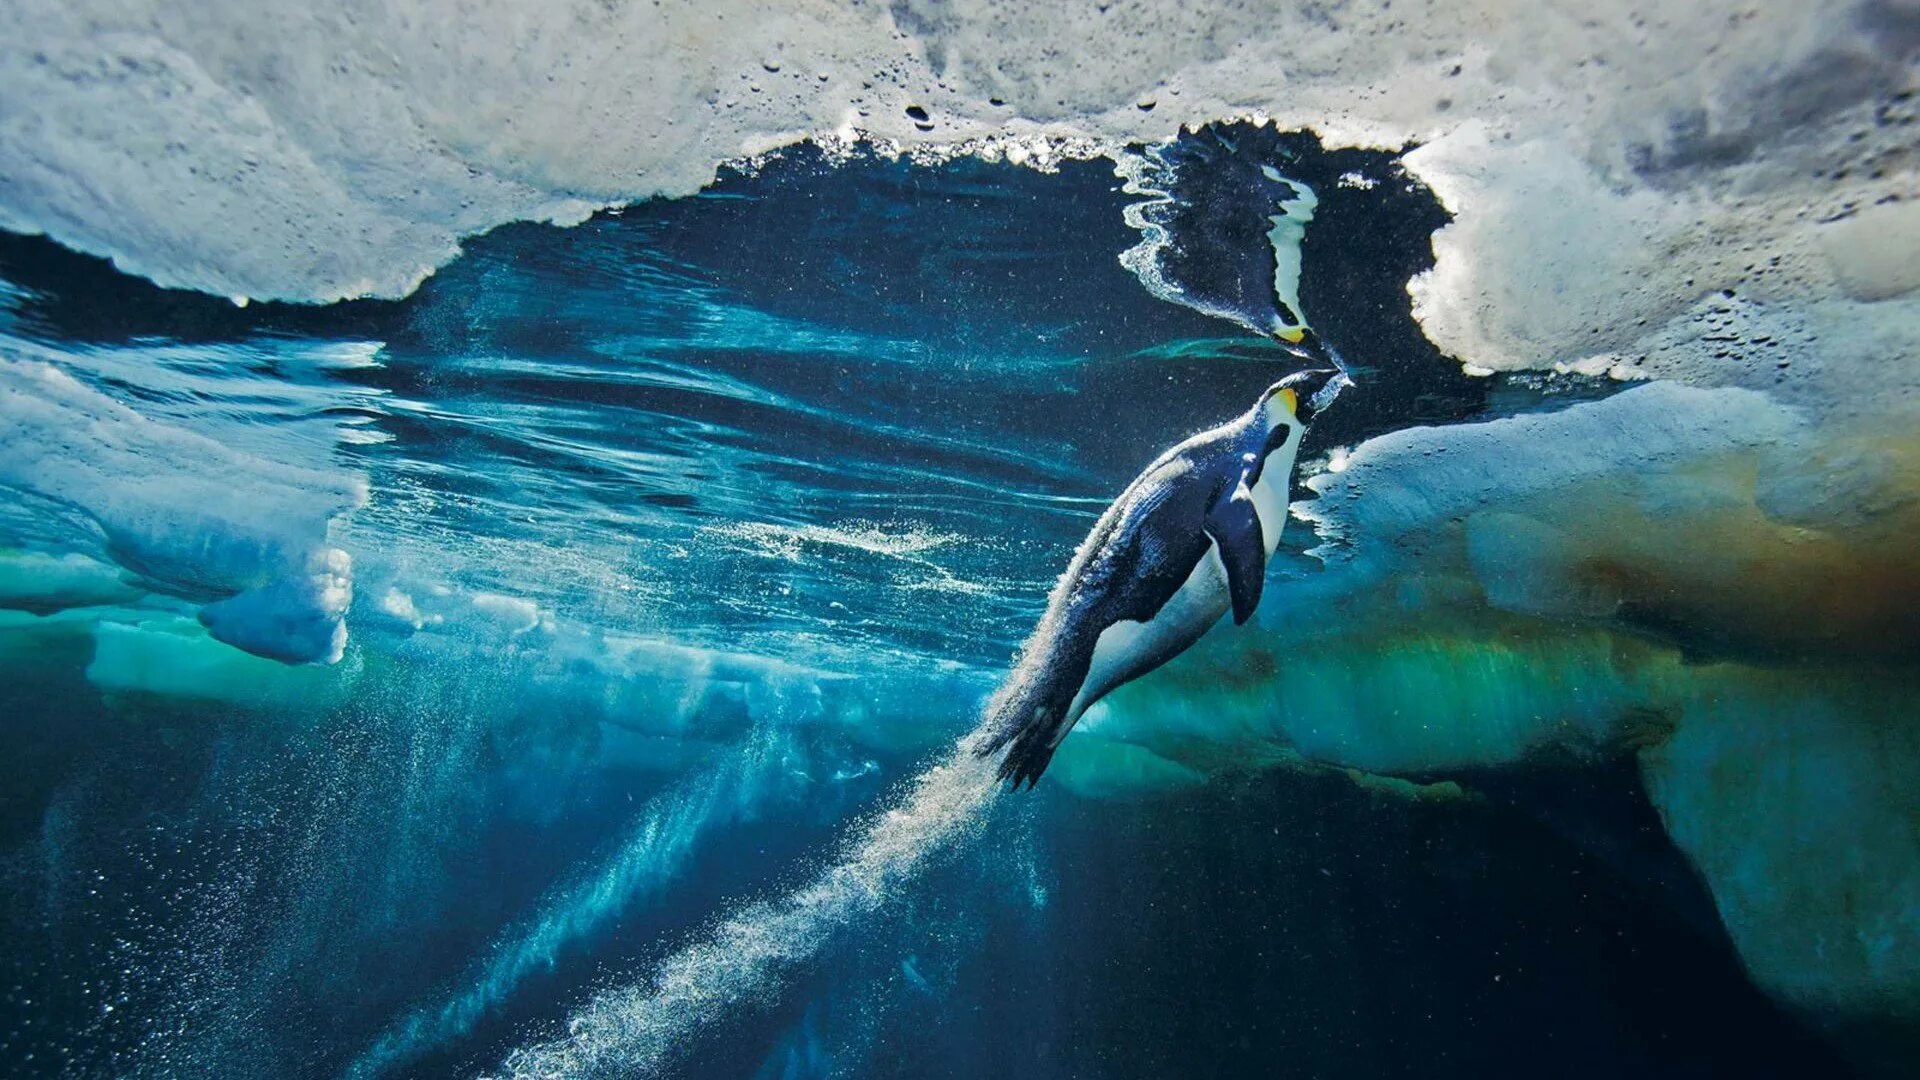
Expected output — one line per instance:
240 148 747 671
1205 480 1266 625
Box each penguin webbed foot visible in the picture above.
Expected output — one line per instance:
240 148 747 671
969 718 1059 790
993 732 1058 790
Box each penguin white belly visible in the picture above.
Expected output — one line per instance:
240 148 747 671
1060 439 1299 737
1248 440 1297 556
1063 542 1231 733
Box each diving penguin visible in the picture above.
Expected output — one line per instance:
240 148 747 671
973 363 1346 787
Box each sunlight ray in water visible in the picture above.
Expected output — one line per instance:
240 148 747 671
496 749 1000 1079
350 731 796 1079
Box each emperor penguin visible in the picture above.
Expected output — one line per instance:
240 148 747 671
973 362 1347 787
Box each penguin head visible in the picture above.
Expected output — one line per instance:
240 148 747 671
1266 328 1350 421
1259 365 1347 431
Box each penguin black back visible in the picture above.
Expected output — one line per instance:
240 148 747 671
973 367 1343 787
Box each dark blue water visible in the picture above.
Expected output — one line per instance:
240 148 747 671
0 132 1870 1078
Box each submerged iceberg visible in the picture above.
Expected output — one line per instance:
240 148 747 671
0 2 1917 1078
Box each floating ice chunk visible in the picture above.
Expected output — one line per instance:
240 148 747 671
1091 625 1670 778
1087 377 1915 785
1300 380 1920 664
369 587 431 632
85 615 349 707
197 548 352 665
1301 381 1801 557
1640 674 1920 1036
1464 513 1622 621
0 358 364 662
0 550 140 614
468 592 543 636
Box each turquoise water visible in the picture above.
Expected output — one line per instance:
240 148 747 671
0 131 1910 1078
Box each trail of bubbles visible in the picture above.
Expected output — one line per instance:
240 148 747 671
349 735 790 1079
491 746 999 1079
